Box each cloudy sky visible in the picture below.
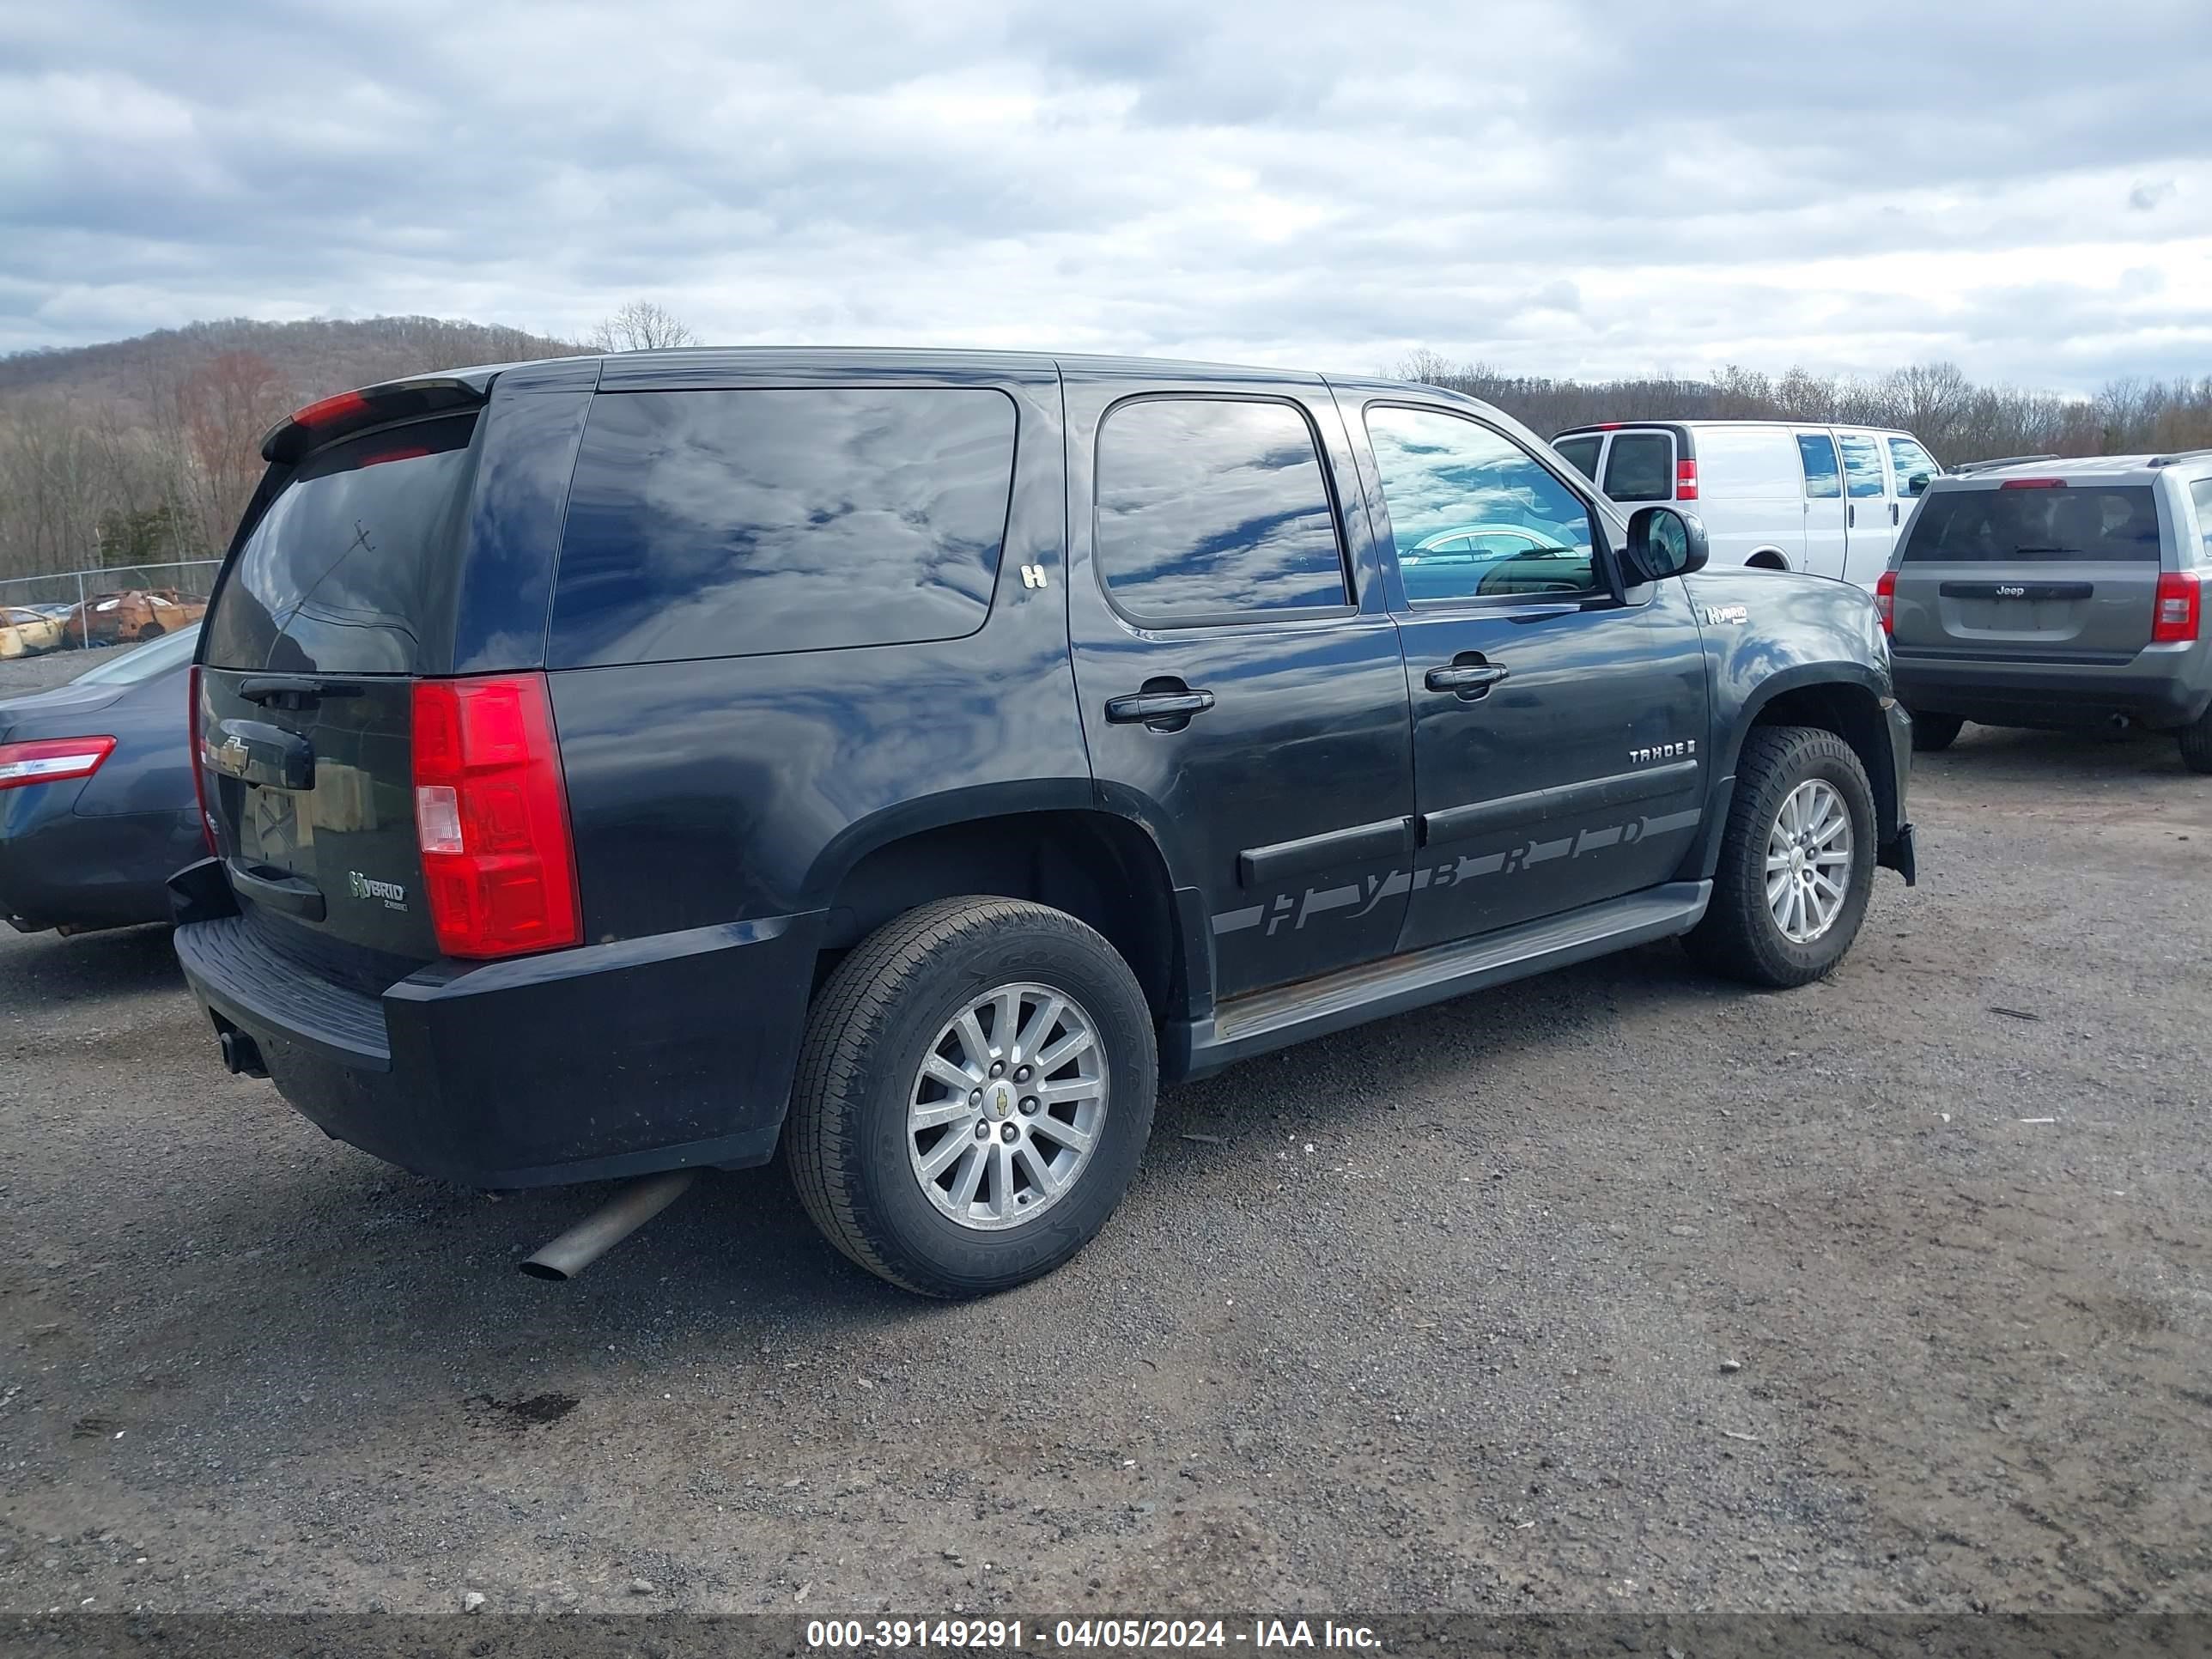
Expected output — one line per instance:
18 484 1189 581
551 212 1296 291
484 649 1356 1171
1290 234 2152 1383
3 0 2209 389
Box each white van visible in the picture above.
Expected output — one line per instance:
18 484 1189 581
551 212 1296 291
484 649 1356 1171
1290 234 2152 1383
1552 421 1943 590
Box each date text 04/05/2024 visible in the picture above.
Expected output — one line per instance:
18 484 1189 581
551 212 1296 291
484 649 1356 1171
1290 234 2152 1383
805 1618 1382 1650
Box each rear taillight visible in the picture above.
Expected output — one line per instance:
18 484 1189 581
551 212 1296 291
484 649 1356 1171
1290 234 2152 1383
411 673 580 960
2153 572 2203 645
1874 569 1897 635
1674 458 1698 501
188 664 216 854
0 735 117 790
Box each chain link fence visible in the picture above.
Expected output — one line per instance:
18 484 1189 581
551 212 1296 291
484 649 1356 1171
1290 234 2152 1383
0 561 222 651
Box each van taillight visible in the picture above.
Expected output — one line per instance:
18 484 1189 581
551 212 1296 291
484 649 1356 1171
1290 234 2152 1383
1874 569 1897 635
2153 572 2203 645
1675 458 1698 501
411 674 580 959
188 664 215 853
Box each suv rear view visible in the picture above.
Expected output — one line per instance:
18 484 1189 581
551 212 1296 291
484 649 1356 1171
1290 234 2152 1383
1878 455 2212 770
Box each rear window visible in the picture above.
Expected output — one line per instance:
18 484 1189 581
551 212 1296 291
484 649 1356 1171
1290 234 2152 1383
1602 432 1672 501
1093 398 1348 623
1553 434 1601 483
549 387 1018 666
1796 434 1842 499
204 415 477 673
1900 485 2164 563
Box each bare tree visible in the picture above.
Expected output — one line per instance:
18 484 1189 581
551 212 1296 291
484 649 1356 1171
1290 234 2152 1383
1392 347 1457 388
586 301 700 353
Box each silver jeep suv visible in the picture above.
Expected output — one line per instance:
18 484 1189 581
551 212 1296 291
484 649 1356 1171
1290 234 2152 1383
1877 452 2212 772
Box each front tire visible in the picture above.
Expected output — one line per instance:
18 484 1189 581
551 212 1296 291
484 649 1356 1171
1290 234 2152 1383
785 896 1158 1297
1684 726 1877 988
1910 710 1964 752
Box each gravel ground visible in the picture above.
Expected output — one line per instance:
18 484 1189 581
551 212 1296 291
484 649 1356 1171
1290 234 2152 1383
2 656 2208 1618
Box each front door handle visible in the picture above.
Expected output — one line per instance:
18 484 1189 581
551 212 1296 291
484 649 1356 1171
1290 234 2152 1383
1890 501 1900 526
1105 689 1215 728
1848 503 1856 528
1425 663 1511 699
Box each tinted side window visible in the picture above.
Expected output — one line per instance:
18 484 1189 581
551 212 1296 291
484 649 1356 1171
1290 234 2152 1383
1899 486 2163 563
1838 433 1887 499
2193 478 2212 555
1092 398 1348 623
549 388 1017 667
1365 406 1599 601
204 415 478 673
1887 436 1940 490
1796 434 1842 499
1553 434 1601 484
1602 432 1673 502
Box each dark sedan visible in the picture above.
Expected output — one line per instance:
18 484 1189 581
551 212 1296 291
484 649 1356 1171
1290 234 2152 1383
0 624 203 935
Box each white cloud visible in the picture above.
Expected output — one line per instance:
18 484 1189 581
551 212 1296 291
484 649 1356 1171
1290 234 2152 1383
1 0 2209 390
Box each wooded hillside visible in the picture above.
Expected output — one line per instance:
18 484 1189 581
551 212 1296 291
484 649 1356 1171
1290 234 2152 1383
0 316 575 581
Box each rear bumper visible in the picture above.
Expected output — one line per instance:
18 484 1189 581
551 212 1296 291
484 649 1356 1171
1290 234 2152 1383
1893 648 2212 731
171 860 822 1188
0 792 200 933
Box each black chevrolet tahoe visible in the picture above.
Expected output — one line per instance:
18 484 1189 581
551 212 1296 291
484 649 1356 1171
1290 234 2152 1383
173 349 1917 1297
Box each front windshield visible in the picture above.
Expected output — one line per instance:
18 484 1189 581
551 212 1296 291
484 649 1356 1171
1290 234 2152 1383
72 622 203 686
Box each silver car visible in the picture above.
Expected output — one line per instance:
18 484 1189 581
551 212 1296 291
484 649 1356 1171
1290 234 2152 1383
1878 452 2212 772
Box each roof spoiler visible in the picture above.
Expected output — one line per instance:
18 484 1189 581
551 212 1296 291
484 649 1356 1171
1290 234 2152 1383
258 374 495 465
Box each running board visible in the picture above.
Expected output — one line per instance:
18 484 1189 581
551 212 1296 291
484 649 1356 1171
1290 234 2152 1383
1166 881 1711 1080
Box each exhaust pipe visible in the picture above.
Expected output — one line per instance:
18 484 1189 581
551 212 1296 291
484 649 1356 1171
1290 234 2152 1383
520 1170 698 1281
218 1027 269 1079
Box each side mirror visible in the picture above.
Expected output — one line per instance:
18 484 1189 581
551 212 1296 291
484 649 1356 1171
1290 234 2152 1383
1624 505 1710 583
1907 472 1931 497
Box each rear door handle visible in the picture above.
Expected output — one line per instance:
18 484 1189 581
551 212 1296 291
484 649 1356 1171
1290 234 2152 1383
1425 663 1511 698
1105 690 1215 726
1890 501 1900 526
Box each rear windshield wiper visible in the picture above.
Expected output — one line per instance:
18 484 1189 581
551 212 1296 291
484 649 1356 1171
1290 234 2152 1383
236 675 366 707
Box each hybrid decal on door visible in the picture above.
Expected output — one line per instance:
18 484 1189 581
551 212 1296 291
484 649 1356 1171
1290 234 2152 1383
348 871 409 911
1701 604 1749 626
1211 805 1705 936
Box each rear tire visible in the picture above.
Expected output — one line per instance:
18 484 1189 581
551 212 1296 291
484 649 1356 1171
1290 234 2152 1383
1909 711 1964 752
1684 726 1877 988
2179 710 2212 775
785 896 1157 1297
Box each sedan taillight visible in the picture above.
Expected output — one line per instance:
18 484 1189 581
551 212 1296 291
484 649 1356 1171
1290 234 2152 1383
0 736 118 790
